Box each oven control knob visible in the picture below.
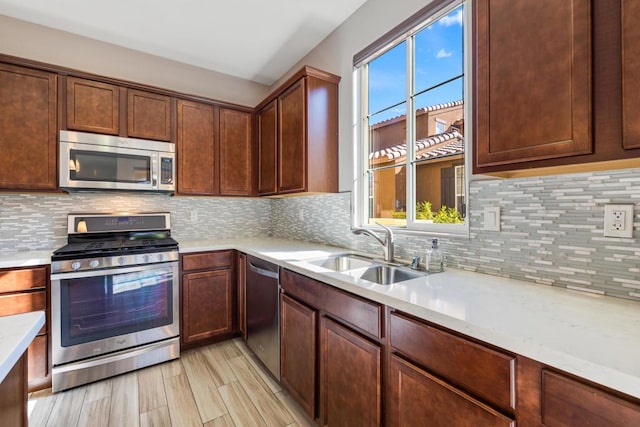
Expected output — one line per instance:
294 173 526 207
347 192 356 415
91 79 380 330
89 259 100 268
157 253 164 262
117 256 126 266
143 254 150 263
71 261 81 271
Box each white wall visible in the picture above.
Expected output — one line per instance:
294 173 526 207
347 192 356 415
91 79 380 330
0 14 269 107
269 0 432 191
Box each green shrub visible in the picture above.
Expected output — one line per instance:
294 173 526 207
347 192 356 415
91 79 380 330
390 202 463 224
433 205 464 224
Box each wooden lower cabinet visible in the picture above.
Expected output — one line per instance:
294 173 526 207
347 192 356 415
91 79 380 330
181 251 234 347
389 355 513 427
280 294 317 418
320 316 381 427
237 252 247 340
0 352 27 427
0 266 50 391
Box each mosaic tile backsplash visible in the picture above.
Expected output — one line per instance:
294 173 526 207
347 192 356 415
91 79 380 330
272 168 640 302
1 167 639 302
0 192 272 252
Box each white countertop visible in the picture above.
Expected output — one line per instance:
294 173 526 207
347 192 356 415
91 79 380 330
181 238 640 399
0 311 45 383
2 238 639 398
0 250 52 269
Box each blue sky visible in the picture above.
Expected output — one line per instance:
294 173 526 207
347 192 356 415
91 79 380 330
368 5 464 125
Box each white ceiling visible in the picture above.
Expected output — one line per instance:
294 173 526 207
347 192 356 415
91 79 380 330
0 0 367 85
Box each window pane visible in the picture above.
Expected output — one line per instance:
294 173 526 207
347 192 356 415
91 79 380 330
367 166 407 226
368 41 406 115
368 102 407 169
414 5 464 94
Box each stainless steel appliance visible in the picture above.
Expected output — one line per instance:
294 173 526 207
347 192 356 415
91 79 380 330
59 130 175 193
245 255 280 380
50 213 180 392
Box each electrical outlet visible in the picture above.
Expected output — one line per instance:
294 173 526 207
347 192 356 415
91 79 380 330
603 204 633 238
190 210 198 223
484 206 500 231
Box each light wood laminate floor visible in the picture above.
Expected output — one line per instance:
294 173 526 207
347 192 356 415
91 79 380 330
28 338 315 427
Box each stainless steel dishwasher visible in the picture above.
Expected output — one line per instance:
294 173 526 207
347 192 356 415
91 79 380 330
245 255 280 380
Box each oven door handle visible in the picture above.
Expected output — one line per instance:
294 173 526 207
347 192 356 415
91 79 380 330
50 261 178 281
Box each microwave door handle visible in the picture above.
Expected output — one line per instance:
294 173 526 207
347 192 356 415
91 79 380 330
152 154 159 188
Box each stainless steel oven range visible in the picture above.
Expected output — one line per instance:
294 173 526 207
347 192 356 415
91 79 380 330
50 213 180 392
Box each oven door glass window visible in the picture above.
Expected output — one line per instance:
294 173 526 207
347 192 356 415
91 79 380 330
59 266 174 347
69 149 151 183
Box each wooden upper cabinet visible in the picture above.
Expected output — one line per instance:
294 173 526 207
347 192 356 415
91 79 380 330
0 64 57 191
66 77 172 141
67 77 120 135
474 0 592 172
219 108 252 195
278 79 307 193
127 89 171 141
258 99 278 195
176 99 218 195
256 66 339 195
622 0 640 150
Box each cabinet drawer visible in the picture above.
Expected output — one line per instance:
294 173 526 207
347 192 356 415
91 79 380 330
390 311 515 412
542 370 640 426
182 251 233 272
390 355 514 426
280 269 383 339
0 291 47 334
0 266 47 294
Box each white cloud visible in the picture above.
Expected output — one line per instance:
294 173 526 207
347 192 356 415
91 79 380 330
436 49 452 58
439 9 463 26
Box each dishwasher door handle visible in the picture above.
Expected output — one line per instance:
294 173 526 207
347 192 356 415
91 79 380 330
247 260 279 279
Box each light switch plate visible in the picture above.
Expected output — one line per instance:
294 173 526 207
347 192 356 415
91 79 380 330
484 206 501 231
603 204 634 238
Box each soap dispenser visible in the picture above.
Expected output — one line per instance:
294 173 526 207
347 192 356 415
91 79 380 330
425 239 444 273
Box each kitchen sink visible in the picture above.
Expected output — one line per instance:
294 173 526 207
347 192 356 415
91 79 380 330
353 265 425 285
305 254 375 271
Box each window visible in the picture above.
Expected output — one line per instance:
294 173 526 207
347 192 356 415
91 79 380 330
354 0 468 235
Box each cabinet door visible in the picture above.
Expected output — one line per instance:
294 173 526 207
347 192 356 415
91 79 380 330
127 89 172 141
0 64 57 191
237 252 247 340
474 0 591 171
67 77 120 135
622 0 640 149
320 316 381 427
176 100 219 195
280 294 316 418
182 269 233 344
278 79 306 194
220 108 252 195
388 355 514 427
258 99 278 195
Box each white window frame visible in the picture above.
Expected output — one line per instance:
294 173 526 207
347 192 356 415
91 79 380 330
352 0 471 237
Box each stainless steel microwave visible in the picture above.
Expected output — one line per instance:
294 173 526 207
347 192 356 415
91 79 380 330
59 130 175 193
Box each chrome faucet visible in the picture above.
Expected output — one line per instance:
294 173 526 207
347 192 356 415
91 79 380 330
352 222 395 263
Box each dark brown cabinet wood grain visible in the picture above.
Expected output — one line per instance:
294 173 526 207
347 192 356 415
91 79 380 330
181 251 234 347
541 369 640 427
0 352 27 427
257 99 278 195
127 89 171 141
237 252 247 340
0 266 50 391
320 316 381 427
389 355 514 427
66 77 121 135
622 0 640 150
256 66 339 195
219 108 252 195
176 100 219 195
474 0 640 175
66 76 173 141
280 293 317 418
0 63 57 191
474 0 592 171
